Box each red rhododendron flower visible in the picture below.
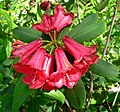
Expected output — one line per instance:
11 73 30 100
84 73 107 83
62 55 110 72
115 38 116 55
33 4 74 36
11 4 100 91
51 47 81 88
63 36 99 75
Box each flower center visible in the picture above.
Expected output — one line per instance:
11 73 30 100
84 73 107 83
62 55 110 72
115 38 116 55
43 30 64 55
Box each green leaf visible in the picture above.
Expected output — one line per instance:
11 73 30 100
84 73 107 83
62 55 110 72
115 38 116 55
0 9 12 31
90 59 119 80
26 98 39 112
0 65 10 78
0 94 12 112
98 76 106 87
65 79 86 109
12 77 34 112
0 47 6 61
96 0 109 11
37 3 43 18
5 39 12 58
13 27 42 43
0 73 3 82
43 90 65 104
117 0 120 12
58 26 70 39
3 58 14 66
68 14 105 43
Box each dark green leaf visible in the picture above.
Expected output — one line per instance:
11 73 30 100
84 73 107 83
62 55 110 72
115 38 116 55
90 59 119 80
0 47 6 61
96 0 109 11
65 79 86 109
68 14 105 43
58 26 70 39
0 73 3 82
43 90 65 104
0 94 12 112
36 94 53 105
26 98 39 112
0 65 10 78
0 31 7 39
12 76 34 112
13 27 42 43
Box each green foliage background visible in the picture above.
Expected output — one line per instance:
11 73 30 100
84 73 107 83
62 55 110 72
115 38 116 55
0 0 120 112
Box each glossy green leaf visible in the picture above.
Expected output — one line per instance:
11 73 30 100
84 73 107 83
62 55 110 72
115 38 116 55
90 59 119 80
12 77 34 112
43 90 65 104
96 0 109 11
65 79 86 109
0 9 12 31
68 14 105 43
13 27 42 43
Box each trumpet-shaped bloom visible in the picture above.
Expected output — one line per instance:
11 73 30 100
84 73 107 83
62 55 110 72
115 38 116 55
52 4 74 33
11 39 43 63
63 36 99 75
13 53 55 90
33 4 74 35
51 47 81 88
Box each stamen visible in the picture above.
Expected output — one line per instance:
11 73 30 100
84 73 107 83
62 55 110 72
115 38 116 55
43 41 54 49
42 40 51 43
49 45 55 55
48 32 54 41
54 30 56 40
66 73 71 81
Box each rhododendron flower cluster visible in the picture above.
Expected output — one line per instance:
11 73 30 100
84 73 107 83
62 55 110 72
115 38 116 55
11 4 99 91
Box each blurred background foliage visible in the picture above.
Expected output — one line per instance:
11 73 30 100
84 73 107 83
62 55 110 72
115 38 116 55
0 0 120 112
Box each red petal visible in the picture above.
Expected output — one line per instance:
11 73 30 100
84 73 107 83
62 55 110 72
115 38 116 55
53 4 74 32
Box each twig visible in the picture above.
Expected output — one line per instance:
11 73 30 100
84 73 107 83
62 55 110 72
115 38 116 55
112 85 120 106
85 72 94 112
76 0 80 24
101 5 117 112
102 87 112 111
102 7 117 59
65 99 73 112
